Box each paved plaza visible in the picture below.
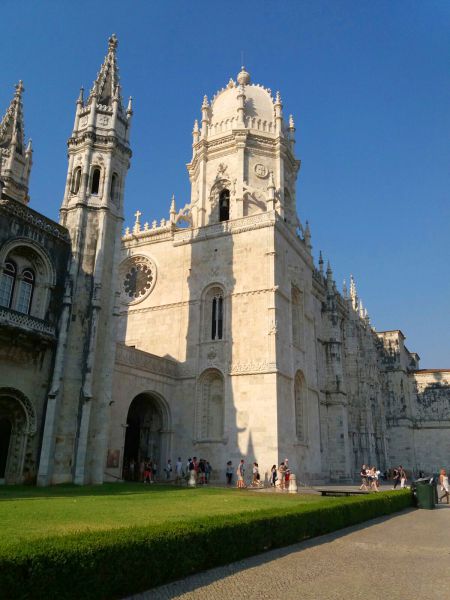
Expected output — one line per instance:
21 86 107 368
131 504 450 600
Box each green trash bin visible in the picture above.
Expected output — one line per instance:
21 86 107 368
415 482 435 509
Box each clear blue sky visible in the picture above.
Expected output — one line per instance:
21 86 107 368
2 1 449 367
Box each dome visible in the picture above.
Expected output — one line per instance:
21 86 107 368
207 69 276 135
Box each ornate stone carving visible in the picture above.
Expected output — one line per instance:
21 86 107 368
254 163 268 178
119 255 156 305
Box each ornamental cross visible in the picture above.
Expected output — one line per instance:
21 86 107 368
134 210 142 224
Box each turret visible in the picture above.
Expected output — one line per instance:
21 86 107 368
0 81 32 204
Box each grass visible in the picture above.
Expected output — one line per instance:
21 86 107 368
0 482 341 551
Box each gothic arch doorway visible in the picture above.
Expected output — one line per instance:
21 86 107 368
122 393 170 481
0 389 36 484
0 418 12 481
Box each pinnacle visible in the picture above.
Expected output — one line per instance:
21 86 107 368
0 81 25 151
87 34 123 109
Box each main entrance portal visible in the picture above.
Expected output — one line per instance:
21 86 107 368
123 393 166 480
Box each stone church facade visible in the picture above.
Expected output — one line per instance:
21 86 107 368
0 37 448 485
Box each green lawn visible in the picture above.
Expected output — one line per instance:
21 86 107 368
0 483 335 550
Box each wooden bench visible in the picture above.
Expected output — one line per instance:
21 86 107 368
316 489 370 497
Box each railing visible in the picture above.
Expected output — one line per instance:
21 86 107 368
0 306 55 337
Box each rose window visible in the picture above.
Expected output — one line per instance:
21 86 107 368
120 256 156 305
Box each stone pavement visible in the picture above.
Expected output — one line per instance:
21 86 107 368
130 505 450 600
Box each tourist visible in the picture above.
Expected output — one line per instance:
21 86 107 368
439 469 449 504
226 460 233 486
152 460 158 481
175 457 183 484
199 459 206 484
359 464 368 490
375 467 381 490
392 466 401 489
271 464 277 487
278 462 287 490
205 461 212 483
237 459 246 488
143 459 151 484
367 466 374 489
251 462 259 487
164 459 172 480
139 459 145 482
400 466 407 488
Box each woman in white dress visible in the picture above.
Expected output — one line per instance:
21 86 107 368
439 469 449 504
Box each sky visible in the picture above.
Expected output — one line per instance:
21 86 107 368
1 0 449 367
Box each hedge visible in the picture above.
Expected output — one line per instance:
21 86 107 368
0 490 412 599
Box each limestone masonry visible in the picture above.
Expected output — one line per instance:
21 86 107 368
0 36 448 485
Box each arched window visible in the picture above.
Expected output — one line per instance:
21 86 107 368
16 269 34 314
219 189 230 222
71 167 81 194
211 291 224 340
294 371 307 441
197 370 225 440
91 168 101 195
291 284 304 349
110 173 118 202
0 262 16 308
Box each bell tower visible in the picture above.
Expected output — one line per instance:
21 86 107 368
38 35 133 485
186 67 300 231
0 81 33 204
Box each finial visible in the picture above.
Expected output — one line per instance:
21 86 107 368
319 251 324 274
237 66 250 86
15 80 24 97
25 139 32 154
275 91 282 105
134 210 142 231
202 95 209 108
350 274 357 298
326 260 333 276
289 114 295 129
342 279 348 298
170 194 176 214
127 96 133 115
304 221 312 250
108 33 118 51
77 87 84 105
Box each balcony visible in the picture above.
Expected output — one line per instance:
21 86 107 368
0 306 55 339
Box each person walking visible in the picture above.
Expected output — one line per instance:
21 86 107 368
175 457 183 484
226 460 233 486
359 464 368 491
236 459 246 488
270 464 277 487
400 466 407 488
278 462 287 490
392 466 401 489
439 469 449 504
164 459 172 480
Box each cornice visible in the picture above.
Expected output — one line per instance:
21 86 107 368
0 198 70 243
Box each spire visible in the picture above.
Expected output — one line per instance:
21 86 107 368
304 221 312 251
170 194 176 223
350 274 358 310
0 81 32 204
342 279 348 298
318 251 324 275
0 81 25 153
126 96 133 116
88 34 123 109
192 119 199 144
274 91 283 136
